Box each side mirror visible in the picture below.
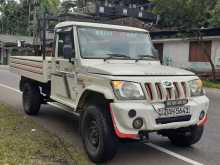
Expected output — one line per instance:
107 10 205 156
63 45 73 59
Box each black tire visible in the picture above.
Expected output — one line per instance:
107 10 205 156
168 125 204 147
80 104 117 163
22 82 41 115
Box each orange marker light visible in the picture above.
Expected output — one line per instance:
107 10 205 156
196 79 203 88
112 81 123 89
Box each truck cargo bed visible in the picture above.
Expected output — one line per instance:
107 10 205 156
10 56 52 83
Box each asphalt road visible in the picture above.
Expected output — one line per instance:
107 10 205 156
0 67 220 165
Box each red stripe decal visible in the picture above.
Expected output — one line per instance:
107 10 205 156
109 104 139 139
197 115 208 126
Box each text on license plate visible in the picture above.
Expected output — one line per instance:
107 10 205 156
157 106 190 117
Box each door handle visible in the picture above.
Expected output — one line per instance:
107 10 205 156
56 61 60 64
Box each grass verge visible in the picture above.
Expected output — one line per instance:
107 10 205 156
0 104 90 165
203 80 220 89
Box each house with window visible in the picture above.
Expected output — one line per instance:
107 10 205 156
0 34 34 65
151 28 220 76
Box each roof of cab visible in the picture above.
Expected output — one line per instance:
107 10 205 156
55 21 148 32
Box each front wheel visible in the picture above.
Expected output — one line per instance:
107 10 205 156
168 125 204 147
80 104 117 163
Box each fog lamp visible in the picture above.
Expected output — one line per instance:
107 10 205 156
128 109 136 118
133 118 144 129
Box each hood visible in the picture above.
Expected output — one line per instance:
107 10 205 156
86 62 194 76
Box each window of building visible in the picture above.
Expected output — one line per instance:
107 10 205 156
189 41 211 62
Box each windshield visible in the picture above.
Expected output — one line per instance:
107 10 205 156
78 27 157 60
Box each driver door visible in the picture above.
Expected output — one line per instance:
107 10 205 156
51 27 77 108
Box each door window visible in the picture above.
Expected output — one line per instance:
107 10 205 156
57 29 75 58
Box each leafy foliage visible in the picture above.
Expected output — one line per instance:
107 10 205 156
0 0 29 35
203 80 220 89
208 0 220 27
152 0 217 29
1 0 220 35
0 0 60 35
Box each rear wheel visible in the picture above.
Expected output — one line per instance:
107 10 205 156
168 125 204 147
80 104 117 163
22 82 41 115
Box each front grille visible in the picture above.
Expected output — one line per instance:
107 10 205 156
155 115 191 124
144 81 190 102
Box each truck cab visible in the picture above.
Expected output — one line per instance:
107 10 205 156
10 21 209 163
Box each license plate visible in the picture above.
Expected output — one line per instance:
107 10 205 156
165 99 188 107
157 106 190 118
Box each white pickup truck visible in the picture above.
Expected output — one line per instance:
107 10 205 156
10 21 209 163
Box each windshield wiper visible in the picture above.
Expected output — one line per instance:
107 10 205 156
135 54 157 62
104 53 131 61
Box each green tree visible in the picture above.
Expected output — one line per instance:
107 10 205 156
20 0 60 15
0 0 29 35
209 0 220 27
40 0 60 14
0 0 60 35
151 0 218 79
152 0 217 29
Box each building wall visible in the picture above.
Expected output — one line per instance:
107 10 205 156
162 41 190 69
155 39 220 72
212 40 220 69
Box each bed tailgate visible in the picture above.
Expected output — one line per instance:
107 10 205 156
9 56 52 83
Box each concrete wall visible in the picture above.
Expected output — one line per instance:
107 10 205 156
162 41 190 69
156 39 220 72
212 40 220 69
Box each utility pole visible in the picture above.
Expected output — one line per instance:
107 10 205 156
27 0 41 55
32 0 40 46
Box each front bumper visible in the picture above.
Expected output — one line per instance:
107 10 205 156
110 96 209 139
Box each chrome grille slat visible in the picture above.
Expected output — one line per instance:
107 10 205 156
145 83 153 100
175 82 185 99
151 83 158 100
159 83 167 100
145 81 189 102
155 83 163 100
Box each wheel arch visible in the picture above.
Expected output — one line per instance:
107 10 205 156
20 76 35 91
20 76 51 97
76 89 113 112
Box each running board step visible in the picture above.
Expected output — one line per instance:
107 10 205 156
47 102 80 117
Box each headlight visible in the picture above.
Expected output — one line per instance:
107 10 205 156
188 79 204 97
111 81 145 100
